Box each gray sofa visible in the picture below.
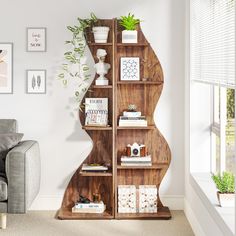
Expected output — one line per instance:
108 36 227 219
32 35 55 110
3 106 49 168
0 119 40 229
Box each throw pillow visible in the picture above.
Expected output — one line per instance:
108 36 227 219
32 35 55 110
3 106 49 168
0 133 24 176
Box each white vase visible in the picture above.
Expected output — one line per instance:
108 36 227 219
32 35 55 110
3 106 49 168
92 27 110 43
122 30 138 43
217 192 235 207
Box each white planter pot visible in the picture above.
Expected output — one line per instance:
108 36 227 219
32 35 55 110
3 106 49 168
217 192 235 207
122 30 138 43
92 27 109 43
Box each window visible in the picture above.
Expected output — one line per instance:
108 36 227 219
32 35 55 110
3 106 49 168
191 0 235 174
211 86 235 173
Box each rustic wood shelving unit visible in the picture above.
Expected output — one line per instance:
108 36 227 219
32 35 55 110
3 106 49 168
58 18 171 220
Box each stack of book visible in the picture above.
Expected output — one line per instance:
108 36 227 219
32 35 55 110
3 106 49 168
72 201 106 213
81 164 108 172
121 155 152 167
119 111 147 127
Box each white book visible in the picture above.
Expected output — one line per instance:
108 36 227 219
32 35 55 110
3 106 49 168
121 155 151 162
74 202 104 209
82 164 108 171
121 162 152 166
119 122 148 127
123 111 142 117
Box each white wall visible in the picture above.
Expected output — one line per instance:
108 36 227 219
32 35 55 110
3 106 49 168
0 0 185 209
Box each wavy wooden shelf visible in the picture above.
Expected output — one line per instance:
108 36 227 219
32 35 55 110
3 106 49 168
117 81 163 85
58 208 113 220
82 126 112 131
92 85 113 89
117 43 149 47
116 207 171 219
79 171 112 177
58 18 171 220
117 125 155 130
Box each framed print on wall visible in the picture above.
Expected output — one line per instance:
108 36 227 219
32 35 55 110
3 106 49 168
27 27 47 52
120 57 140 81
26 70 46 94
0 43 13 94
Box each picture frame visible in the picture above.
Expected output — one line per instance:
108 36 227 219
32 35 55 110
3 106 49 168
0 43 13 94
26 70 46 94
120 57 140 81
26 27 47 52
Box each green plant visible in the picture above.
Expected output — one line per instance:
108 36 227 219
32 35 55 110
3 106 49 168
212 172 235 193
119 13 140 30
58 13 97 108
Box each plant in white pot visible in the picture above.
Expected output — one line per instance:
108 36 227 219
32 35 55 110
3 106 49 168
92 26 110 43
212 172 235 207
119 13 140 43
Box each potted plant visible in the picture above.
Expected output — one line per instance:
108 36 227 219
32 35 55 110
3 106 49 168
92 26 110 43
212 172 235 207
58 13 97 109
119 13 140 43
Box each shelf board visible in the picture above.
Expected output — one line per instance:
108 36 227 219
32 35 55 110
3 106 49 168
79 171 112 177
117 126 155 130
117 43 149 47
87 42 113 46
117 81 163 85
117 164 167 170
82 126 112 131
92 85 113 89
58 208 113 220
116 207 171 219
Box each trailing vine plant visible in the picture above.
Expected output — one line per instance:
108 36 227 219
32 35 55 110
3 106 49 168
58 13 97 109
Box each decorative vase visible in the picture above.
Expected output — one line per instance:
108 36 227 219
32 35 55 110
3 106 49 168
122 30 138 43
217 192 235 207
92 27 110 43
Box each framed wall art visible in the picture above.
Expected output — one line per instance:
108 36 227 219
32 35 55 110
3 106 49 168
120 57 140 81
0 43 13 94
26 70 46 94
27 27 47 52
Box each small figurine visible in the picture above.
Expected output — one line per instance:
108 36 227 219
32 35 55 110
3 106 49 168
94 49 110 85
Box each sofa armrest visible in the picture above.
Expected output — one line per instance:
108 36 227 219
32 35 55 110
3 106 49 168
5 141 40 213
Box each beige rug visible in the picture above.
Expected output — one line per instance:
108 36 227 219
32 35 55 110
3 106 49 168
1 211 194 236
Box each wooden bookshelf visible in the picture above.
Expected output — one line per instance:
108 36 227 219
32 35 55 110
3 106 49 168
58 18 171 220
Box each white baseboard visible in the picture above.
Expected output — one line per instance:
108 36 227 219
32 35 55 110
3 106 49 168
29 194 63 210
30 194 184 211
161 195 184 210
184 198 206 236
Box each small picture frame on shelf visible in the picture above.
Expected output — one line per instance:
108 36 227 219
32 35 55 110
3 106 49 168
0 43 13 94
26 27 47 52
120 57 140 81
26 70 46 94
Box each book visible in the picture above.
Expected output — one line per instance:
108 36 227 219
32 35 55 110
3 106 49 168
81 164 108 172
120 116 146 120
85 98 108 126
72 201 106 213
119 120 148 127
121 162 152 166
123 111 142 117
121 155 151 162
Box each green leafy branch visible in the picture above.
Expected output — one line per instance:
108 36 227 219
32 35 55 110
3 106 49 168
58 13 97 108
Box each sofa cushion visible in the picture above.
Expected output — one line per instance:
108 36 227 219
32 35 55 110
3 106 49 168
0 133 24 176
0 176 7 201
